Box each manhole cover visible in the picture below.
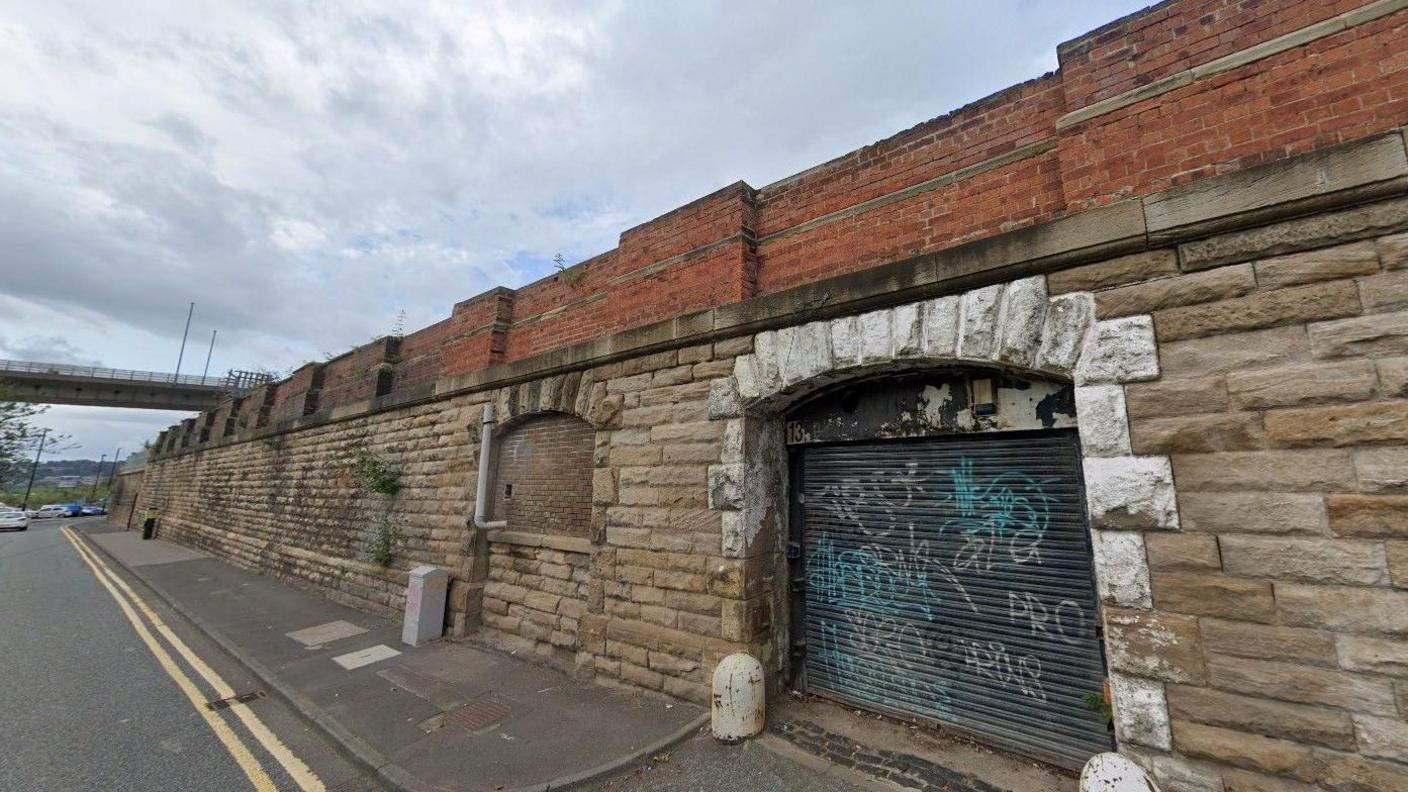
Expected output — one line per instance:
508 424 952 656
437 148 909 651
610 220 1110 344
442 698 512 732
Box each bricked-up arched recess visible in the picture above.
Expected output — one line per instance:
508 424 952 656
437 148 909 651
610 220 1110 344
704 275 1181 755
490 413 594 537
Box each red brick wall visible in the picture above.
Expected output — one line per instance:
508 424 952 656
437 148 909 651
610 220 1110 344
169 0 1408 447
490 414 594 537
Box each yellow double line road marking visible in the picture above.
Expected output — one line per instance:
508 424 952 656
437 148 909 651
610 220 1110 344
62 527 324 792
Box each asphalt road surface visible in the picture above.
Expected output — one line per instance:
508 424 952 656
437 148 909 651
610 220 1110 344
0 517 381 792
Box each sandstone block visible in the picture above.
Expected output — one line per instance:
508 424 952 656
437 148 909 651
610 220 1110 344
1145 532 1221 571
1048 250 1180 294
921 296 959 359
1358 269 1408 314
776 322 831 387
1253 241 1380 289
713 336 752 357
1074 384 1131 456
1091 530 1152 608
1277 583 1408 637
1084 456 1179 530
1154 281 1361 342
1034 292 1094 374
1171 450 1355 492
829 316 861 368
1329 495 1408 538
1314 752 1408 791
1159 325 1310 379
707 377 742 419
1177 196 1408 271
1379 357 1408 398
1096 264 1256 318
1167 684 1356 750
1220 536 1389 586
957 285 1003 360
1109 672 1171 750
1266 400 1408 448
1355 714 1408 764
1338 635 1408 677
1125 376 1228 418
1153 573 1275 622
1076 315 1160 384
1104 608 1207 683
1172 720 1315 780
1200 619 1337 667
1149 754 1226 792
1206 654 1399 716
1226 359 1377 410
858 309 894 364
706 464 743 511
996 276 1047 368
1379 231 1408 270
1389 541 1408 588
1355 447 1408 492
1179 491 1327 534
1309 311 1408 358
1130 412 1266 454
892 303 923 359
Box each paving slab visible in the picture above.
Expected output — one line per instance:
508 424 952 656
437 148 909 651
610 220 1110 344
84 527 705 792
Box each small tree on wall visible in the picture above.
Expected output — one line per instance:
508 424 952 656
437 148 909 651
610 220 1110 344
352 449 402 566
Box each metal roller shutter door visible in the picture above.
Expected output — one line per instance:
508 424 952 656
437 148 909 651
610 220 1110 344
799 430 1112 768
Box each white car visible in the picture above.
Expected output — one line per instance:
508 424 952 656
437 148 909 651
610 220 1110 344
33 505 69 520
0 509 29 531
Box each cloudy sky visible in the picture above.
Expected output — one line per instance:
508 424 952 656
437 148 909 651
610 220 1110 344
0 0 1144 460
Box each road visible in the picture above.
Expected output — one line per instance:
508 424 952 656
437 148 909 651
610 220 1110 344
0 517 381 792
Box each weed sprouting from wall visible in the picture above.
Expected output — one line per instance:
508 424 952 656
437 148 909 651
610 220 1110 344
354 450 400 496
367 513 403 567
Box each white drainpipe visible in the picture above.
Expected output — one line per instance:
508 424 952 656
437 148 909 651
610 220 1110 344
473 403 507 530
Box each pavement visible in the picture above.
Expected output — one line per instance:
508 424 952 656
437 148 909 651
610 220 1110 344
75 520 710 792
0 516 380 792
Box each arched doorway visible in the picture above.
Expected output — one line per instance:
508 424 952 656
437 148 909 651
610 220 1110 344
783 369 1113 768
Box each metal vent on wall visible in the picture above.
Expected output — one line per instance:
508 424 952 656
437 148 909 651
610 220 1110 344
795 430 1112 768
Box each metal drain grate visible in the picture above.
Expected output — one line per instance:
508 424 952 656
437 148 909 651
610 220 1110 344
442 698 511 732
206 690 266 711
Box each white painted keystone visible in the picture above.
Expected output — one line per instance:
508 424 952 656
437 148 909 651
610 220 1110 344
957 284 1004 359
1091 530 1152 609
1035 292 1095 374
893 304 924 359
1075 385 1132 457
858 309 893 364
1084 456 1180 531
996 276 1049 368
1076 315 1160 384
921 296 960 358
1109 672 1172 751
829 315 862 368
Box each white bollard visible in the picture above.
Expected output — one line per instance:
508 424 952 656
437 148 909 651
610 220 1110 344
1080 753 1161 792
711 652 765 743
402 565 448 646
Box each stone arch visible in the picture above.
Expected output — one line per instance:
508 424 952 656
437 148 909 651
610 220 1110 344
703 274 1181 752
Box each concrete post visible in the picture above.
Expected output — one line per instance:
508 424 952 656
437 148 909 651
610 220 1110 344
402 565 448 646
711 652 765 743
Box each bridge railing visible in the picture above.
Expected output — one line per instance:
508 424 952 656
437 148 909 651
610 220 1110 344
0 359 239 389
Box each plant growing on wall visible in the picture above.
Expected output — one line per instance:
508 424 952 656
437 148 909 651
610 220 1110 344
367 513 402 567
353 450 400 496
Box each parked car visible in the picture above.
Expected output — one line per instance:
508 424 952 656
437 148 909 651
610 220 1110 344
34 505 69 519
80 505 106 516
0 509 28 531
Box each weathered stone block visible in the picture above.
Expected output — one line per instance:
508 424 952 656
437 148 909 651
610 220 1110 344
1084 456 1179 531
828 316 861 368
956 285 1003 360
1220 536 1389 586
1277 583 1408 637
1379 357 1408 398
1096 264 1256 318
1076 315 1159 384
1253 241 1380 289
1379 231 1408 270
776 322 831 387
1179 491 1327 534
1153 573 1275 622
858 309 893 364
1354 447 1408 492
1144 532 1221 571
1109 672 1171 750
1130 412 1266 454
1354 714 1408 764
1051 250 1182 295
921 296 959 359
752 331 782 394
1226 359 1377 410
1359 270 1408 313
1167 684 1356 751
1125 376 1228 417
1266 401 1408 448
1177 195 1408 271
995 276 1047 368
1309 311 1408 358
1391 541 1408 588
892 304 923 359
1171 450 1355 492
1338 635 1408 677
1034 291 1094 374
706 377 742 419
1104 608 1207 683
1091 530 1151 608
1160 325 1311 379
1200 619 1337 667
1314 752 1408 791
1154 281 1362 342
1172 721 1315 780
1074 384 1131 456
1205 654 1399 717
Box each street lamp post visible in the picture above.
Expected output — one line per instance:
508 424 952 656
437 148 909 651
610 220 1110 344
88 454 107 503
20 427 48 511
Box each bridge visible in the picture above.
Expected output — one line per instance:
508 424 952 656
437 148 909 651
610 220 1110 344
0 359 272 411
